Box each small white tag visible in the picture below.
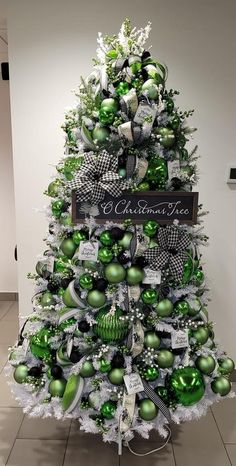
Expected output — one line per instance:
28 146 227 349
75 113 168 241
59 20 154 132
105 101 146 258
171 330 189 349
143 267 161 284
67 338 73 357
134 102 157 126
128 285 141 302
46 256 55 273
78 241 99 261
124 373 144 395
168 160 180 180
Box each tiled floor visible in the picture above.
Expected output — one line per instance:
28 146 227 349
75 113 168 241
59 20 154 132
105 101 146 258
0 301 236 465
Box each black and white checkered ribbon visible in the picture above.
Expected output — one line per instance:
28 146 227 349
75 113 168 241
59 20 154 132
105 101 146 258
142 379 172 423
144 225 191 281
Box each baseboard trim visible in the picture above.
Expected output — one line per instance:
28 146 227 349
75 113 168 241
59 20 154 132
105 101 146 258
0 292 18 301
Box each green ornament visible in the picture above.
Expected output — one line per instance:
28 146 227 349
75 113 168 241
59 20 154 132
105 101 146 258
51 200 67 218
182 256 194 283
13 365 28 384
100 230 114 247
131 77 143 90
47 179 62 197
144 331 161 349
155 127 175 148
143 220 159 237
108 368 124 385
94 306 129 342
181 166 194 177
139 399 158 421
188 298 201 317
54 256 71 274
118 168 126 178
118 231 133 249
156 299 173 317
59 214 74 226
156 349 174 368
115 81 130 96
141 288 158 305
170 114 180 130
104 263 126 284
169 367 205 406
192 269 205 286
83 260 99 271
126 266 145 286
63 157 83 180
174 300 190 315
101 98 119 113
137 181 150 191
106 49 118 59
72 230 87 246
218 358 235 375
60 238 77 259
30 328 53 360
40 291 55 308
155 386 170 404
100 400 117 419
165 98 174 114
145 157 168 189
61 374 84 411
99 107 115 125
92 126 110 143
87 290 107 308
63 286 80 308
80 360 96 378
141 79 158 100
191 326 209 345
211 376 231 396
99 359 111 373
144 366 159 381
58 317 76 331
98 247 114 264
195 355 216 375
79 273 94 290
49 378 67 397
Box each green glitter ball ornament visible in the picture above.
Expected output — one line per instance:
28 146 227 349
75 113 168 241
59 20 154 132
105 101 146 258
115 81 130 96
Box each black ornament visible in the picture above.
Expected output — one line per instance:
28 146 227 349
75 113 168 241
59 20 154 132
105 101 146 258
142 50 151 60
47 281 59 293
78 320 90 333
157 331 171 339
117 252 130 265
172 347 184 356
60 277 71 289
70 350 81 363
118 155 127 168
110 227 124 241
91 335 98 342
28 366 42 377
111 352 125 368
95 278 108 292
51 365 63 379
171 177 182 190
134 256 148 268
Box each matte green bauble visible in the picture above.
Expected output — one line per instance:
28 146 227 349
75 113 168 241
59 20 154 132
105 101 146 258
30 328 53 360
141 79 158 99
72 230 87 246
115 81 130 96
191 326 209 345
144 366 159 381
156 350 175 368
100 401 117 419
118 168 126 178
92 126 110 143
170 114 180 130
63 287 80 308
137 181 150 191
139 399 158 421
188 298 201 317
143 220 159 237
196 355 216 375
60 238 77 259
80 360 96 378
108 368 125 385
156 127 175 148
99 358 111 373
118 231 133 249
182 256 194 284
99 107 115 125
94 307 129 342
211 376 231 396
51 200 67 218
87 290 106 308
174 300 190 315
192 269 205 286
79 273 94 290
101 98 119 113
40 291 55 308
100 230 114 247
98 247 114 264
13 365 28 384
156 299 173 317
49 378 67 397
104 263 126 284
169 367 205 406
141 288 158 305
83 260 99 271
218 358 235 375
48 179 61 197
145 157 168 189
144 331 161 349
126 266 145 286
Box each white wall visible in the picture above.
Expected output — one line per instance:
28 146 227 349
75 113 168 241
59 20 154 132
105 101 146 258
5 0 236 357
0 17 17 292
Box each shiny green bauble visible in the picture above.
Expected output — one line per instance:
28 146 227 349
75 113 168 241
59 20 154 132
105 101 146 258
144 331 161 349
98 247 114 264
80 360 96 378
126 266 145 286
155 386 170 404
100 400 117 419
141 288 158 305
192 269 205 286
94 306 129 342
49 378 67 397
156 127 175 148
218 358 235 375
100 230 114 247
137 181 150 191
115 81 130 96
139 399 158 421
104 263 126 284
99 358 111 373
145 157 168 189
169 367 205 406
144 366 159 381
87 290 106 308
60 238 77 259
54 256 71 274
13 365 28 384
182 256 194 284
30 328 53 360
47 179 62 197
156 299 173 317
40 291 55 308
83 260 99 271
170 114 180 130
141 79 158 100
118 231 133 249
51 200 67 218
174 300 190 316
191 326 209 345
108 368 125 385
99 107 115 125
72 230 87 246
188 298 201 317
101 98 119 113
156 349 175 368
211 376 231 396
79 273 94 290
143 220 159 237
196 355 216 375
92 126 110 143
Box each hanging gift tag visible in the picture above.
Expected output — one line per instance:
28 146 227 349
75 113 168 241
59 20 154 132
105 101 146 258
168 160 180 180
171 329 189 349
143 267 161 284
128 285 141 302
135 158 148 181
78 241 98 261
134 102 157 126
124 372 144 395
46 256 55 274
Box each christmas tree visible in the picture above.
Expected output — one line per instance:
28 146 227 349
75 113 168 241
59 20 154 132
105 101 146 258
8 20 235 453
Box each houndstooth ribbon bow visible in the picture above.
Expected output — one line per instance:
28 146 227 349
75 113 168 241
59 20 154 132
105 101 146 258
144 225 191 281
69 150 128 205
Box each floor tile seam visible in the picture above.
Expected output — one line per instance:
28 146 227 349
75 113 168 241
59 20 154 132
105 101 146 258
0 302 13 320
211 409 233 466
62 420 72 466
5 413 26 465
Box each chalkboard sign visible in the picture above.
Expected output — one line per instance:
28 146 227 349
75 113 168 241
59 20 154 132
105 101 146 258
72 191 199 225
